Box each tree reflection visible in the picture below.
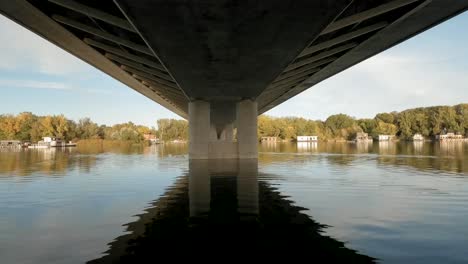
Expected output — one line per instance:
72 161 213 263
0 143 189 176
0 148 97 176
258 142 468 174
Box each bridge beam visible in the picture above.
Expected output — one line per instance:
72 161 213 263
188 99 258 160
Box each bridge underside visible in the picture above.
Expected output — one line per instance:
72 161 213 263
1 0 467 158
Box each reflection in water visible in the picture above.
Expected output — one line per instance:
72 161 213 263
89 159 374 263
377 141 396 155
0 148 97 176
297 141 318 152
2 142 468 263
356 141 372 153
0 144 189 177
413 141 424 154
2 141 467 176
259 142 468 174
438 141 465 157
76 140 188 157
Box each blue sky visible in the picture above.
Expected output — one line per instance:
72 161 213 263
0 12 467 127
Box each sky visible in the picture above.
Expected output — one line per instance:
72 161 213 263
0 11 467 127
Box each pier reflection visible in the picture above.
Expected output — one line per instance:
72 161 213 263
89 159 374 263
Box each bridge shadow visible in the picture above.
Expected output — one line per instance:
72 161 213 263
88 159 375 263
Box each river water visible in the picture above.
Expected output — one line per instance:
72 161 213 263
0 141 467 263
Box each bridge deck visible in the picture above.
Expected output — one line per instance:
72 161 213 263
0 0 467 117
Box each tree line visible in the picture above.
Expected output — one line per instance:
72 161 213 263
0 113 188 143
1 103 467 143
258 103 468 141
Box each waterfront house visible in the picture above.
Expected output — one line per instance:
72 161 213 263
36 137 75 148
43 137 64 147
143 133 157 141
297 136 318 142
436 133 464 141
261 136 278 143
412 134 424 141
143 133 161 144
378 135 393 141
0 140 22 148
355 132 371 142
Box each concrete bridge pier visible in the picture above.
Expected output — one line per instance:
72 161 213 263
189 99 258 160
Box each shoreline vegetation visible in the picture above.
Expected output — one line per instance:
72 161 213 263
1 103 467 144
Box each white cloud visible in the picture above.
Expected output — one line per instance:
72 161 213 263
0 79 71 90
0 78 114 96
266 11 468 119
0 15 92 75
267 52 468 120
84 88 112 95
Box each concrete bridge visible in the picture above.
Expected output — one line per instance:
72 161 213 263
1 0 467 159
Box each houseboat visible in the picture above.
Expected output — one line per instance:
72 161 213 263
144 133 162 144
412 134 424 141
354 132 372 142
297 136 318 142
260 136 278 143
0 140 22 149
377 135 393 141
436 133 466 141
28 137 76 148
28 139 50 149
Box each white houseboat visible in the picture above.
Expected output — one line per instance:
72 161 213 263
260 136 278 143
297 136 318 142
355 132 372 142
436 133 465 141
29 137 76 148
412 134 424 141
0 140 22 149
377 135 393 141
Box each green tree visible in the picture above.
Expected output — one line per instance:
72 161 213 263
375 112 395 124
325 114 355 138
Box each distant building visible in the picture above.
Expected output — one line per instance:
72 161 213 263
297 136 318 142
41 137 72 147
0 140 22 148
143 133 157 141
378 135 392 141
261 136 278 143
171 139 187 143
412 134 424 141
43 137 63 146
143 133 161 144
355 132 371 142
436 133 464 141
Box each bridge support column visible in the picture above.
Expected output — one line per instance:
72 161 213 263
189 100 210 159
237 99 258 159
188 99 258 159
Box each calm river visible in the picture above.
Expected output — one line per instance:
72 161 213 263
1 141 467 263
